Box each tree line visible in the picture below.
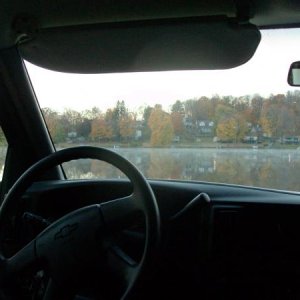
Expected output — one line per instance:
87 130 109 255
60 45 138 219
42 90 300 146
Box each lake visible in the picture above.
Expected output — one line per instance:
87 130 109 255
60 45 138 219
61 148 300 192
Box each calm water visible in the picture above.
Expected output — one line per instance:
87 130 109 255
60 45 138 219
63 148 300 192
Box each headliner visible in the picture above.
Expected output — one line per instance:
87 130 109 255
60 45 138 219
1 0 299 73
1 0 299 48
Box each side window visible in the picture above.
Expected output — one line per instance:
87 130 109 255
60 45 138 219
0 127 7 180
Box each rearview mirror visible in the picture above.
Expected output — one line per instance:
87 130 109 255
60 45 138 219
288 61 300 86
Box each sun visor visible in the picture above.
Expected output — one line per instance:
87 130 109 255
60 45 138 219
19 19 261 73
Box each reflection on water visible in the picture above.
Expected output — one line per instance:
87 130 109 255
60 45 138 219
63 148 300 192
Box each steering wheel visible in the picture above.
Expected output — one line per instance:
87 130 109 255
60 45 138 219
0 146 160 299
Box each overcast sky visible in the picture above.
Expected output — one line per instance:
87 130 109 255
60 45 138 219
25 28 300 113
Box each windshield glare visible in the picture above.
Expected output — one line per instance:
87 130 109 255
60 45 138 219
25 28 300 192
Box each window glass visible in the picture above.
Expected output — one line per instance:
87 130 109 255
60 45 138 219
26 29 300 192
0 128 7 180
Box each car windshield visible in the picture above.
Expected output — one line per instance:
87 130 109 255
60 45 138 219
25 28 300 192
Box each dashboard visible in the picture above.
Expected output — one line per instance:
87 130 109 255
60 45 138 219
13 179 300 299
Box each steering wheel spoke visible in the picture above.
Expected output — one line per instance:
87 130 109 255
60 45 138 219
102 243 139 299
100 194 143 231
43 279 75 300
5 239 37 276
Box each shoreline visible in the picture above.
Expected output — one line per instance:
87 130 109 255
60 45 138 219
55 142 300 151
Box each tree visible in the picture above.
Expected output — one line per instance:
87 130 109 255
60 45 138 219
82 107 101 120
250 95 263 124
42 107 59 137
111 100 128 141
171 112 184 136
62 109 82 132
216 117 237 142
277 106 296 137
42 107 67 143
260 102 280 137
76 118 91 138
119 113 136 142
184 97 213 122
148 104 174 146
142 106 153 141
216 114 247 142
235 114 248 141
52 123 67 143
90 115 113 141
215 104 235 123
171 100 185 115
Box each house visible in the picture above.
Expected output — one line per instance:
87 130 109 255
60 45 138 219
195 120 214 137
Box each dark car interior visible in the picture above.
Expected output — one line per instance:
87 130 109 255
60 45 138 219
0 1 300 299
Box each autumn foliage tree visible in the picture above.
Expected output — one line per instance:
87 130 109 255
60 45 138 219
119 113 136 142
216 103 248 142
148 104 174 146
184 97 214 122
90 114 113 141
216 118 237 141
